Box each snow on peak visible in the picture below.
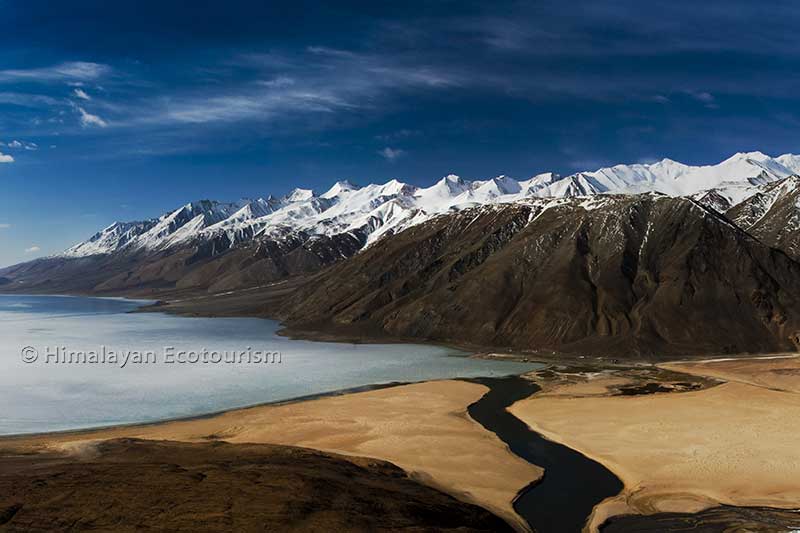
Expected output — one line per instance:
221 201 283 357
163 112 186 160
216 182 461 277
62 219 157 257
378 179 415 197
58 151 800 259
485 175 522 194
578 151 798 196
285 188 316 202
724 150 769 162
439 174 468 190
776 153 800 174
321 180 359 199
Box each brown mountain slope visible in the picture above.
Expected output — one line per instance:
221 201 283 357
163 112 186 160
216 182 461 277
279 194 800 358
0 232 362 297
726 175 800 261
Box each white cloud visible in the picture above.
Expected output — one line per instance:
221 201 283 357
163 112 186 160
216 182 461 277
3 140 39 151
24 246 41 253
379 147 405 161
141 49 461 127
0 62 111 83
76 106 108 128
686 90 719 109
73 88 91 100
0 224 10 229
691 91 715 103
0 152 13 163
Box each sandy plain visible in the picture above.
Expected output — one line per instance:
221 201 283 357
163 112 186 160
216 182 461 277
510 357 800 531
2 379 542 531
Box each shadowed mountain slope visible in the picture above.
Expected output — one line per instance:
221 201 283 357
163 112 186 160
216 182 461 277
279 194 800 358
727 176 800 261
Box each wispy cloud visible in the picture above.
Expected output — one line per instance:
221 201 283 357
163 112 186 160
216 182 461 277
459 2 800 59
0 61 110 83
161 92 353 124
139 47 462 127
2 1 799 167
73 88 91 100
0 224 10 229
24 246 41 253
0 152 13 163
2 140 38 151
379 147 405 161
0 92 62 107
686 90 719 109
76 106 108 127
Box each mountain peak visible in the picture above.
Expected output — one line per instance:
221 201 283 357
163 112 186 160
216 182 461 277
776 154 800 175
285 188 316 202
379 179 414 196
321 180 359 199
53 150 800 261
725 150 769 162
478 175 521 195
427 174 469 195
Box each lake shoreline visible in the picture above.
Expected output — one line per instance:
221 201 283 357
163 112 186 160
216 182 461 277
5 339 799 531
2 294 538 436
5 293 800 531
133 285 800 366
3 285 793 365
0 380 409 440
1 378 545 532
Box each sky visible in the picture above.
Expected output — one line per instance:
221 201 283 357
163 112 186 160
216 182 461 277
1 0 800 266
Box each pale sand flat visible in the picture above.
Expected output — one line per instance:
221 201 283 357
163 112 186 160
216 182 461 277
509 377 800 532
2 380 542 531
662 355 800 393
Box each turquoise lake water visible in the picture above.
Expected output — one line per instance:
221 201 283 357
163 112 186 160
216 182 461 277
0 294 539 435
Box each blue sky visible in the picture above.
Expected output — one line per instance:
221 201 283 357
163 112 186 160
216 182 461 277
1 0 800 266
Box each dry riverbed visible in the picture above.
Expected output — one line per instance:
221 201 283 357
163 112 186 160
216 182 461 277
510 357 800 531
1 380 541 531
5 355 800 532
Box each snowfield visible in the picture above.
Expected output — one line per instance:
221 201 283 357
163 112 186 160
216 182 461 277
62 151 800 258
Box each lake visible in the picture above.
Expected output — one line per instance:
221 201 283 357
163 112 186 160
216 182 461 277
0 294 539 435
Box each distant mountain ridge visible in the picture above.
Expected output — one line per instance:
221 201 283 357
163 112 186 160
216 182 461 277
6 151 800 357
56 151 800 260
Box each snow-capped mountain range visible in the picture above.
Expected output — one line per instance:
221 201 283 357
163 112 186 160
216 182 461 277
62 151 800 258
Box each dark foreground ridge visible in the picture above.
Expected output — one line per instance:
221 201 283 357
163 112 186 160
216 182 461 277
0 438 512 532
601 505 800 532
465 376 624 533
